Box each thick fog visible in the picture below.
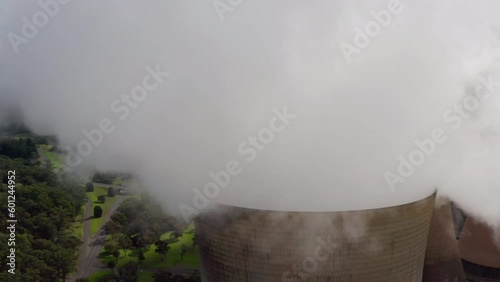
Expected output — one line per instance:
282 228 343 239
1 1 500 227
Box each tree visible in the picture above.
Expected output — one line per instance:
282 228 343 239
170 229 183 239
142 230 160 249
53 247 77 280
94 206 103 218
192 234 197 247
117 261 138 282
112 250 120 263
108 187 116 197
0 136 86 281
107 260 116 272
85 182 94 192
104 221 122 236
187 271 202 282
110 212 128 227
154 240 171 263
117 234 133 256
104 241 119 254
154 270 173 282
92 172 115 184
137 249 146 265
0 137 38 159
98 195 106 203
180 244 187 260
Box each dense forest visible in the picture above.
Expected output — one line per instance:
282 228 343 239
0 137 86 281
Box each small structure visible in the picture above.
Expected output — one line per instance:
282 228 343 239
116 188 129 195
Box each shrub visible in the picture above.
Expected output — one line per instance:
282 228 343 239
85 182 94 192
94 206 103 218
108 187 116 197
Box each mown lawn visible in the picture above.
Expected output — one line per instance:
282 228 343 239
71 204 86 240
138 271 156 282
14 132 33 139
88 270 155 282
38 144 65 169
45 150 64 169
89 270 111 281
88 185 119 236
99 224 200 269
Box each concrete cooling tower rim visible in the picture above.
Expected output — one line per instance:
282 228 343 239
196 189 437 281
214 188 438 212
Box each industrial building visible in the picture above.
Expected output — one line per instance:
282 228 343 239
458 217 500 282
195 192 436 281
422 200 466 282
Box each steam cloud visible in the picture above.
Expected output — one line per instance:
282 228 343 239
1 0 500 230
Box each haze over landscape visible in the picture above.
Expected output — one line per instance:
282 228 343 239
1 0 500 231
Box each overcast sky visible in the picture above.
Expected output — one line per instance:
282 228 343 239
1 1 500 230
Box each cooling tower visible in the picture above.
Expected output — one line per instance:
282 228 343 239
422 200 466 282
194 192 436 282
458 217 500 281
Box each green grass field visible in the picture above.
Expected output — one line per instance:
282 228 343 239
88 270 155 282
70 183 124 239
38 144 65 169
137 271 156 282
45 151 64 169
99 225 200 269
88 185 119 236
71 204 86 240
14 132 33 139
88 270 111 281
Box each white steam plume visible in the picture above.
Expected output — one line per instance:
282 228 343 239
0 1 499 229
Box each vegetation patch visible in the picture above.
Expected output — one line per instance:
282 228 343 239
87 184 119 236
0 137 86 281
38 144 65 170
88 270 112 281
100 227 199 269
95 195 200 275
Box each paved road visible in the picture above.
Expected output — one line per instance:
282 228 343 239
93 182 125 189
93 182 135 195
71 194 125 281
139 265 199 274
136 266 200 280
73 199 91 279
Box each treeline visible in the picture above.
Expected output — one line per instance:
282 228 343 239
0 137 86 281
92 171 132 185
0 138 38 160
1 156 57 188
